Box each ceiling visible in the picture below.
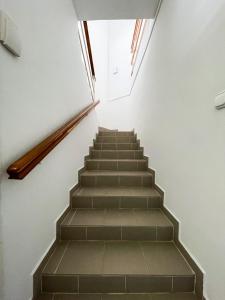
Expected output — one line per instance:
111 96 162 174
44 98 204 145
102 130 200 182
73 0 160 20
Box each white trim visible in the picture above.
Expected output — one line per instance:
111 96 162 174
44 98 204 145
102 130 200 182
30 238 55 276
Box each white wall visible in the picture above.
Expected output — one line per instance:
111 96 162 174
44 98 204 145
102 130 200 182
108 20 134 100
97 0 225 299
73 0 160 20
0 0 99 299
88 21 109 100
89 20 134 101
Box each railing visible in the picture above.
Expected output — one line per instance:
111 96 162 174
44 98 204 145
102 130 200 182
7 100 100 180
83 21 95 78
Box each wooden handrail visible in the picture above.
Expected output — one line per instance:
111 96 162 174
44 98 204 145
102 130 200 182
7 100 100 180
83 21 95 78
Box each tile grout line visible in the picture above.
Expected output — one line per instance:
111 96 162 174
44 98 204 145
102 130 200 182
54 241 70 274
101 241 106 276
139 241 151 274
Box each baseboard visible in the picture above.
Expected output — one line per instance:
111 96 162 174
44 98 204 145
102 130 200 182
33 239 57 299
148 169 204 299
33 183 80 299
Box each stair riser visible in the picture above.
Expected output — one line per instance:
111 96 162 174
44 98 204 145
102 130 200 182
98 132 134 137
80 175 153 187
94 143 140 150
90 150 144 159
96 137 137 143
85 161 147 171
60 226 173 241
42 275 195 294
72 196 163 209
37 293 200 299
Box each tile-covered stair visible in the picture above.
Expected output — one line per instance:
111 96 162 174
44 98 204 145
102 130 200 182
60 209 174 241
36 130 202 300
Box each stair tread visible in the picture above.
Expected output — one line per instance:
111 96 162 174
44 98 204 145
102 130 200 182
81 171 152 176
43 241 194 276
94 142 138 144
91 149 142 151
74 186 160 197
36 293 200 300
61 209 172 227
97 135 135 137
86 159 146 162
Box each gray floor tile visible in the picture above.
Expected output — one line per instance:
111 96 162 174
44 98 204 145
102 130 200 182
79 276 125 293
87 226 121 240
134 210 172 226
126 276 172 293
37 293 200 300
104 209 136 226
102 295 151 300
43 242 69 274
151 294 200 300
103 242 148 274
56 241 105 274
140 242 194 275
36 295 53 300
122 227 156 241
73 196 92 208
42 275 77 293
54 294 101 300
173 276 195 292
121 197 148 208
63 209 171 228
70 210 105 225
61 210 76 225
61 226 86 240
74 186 160 198
93 197 120 208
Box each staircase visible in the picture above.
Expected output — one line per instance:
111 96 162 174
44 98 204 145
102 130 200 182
36 130 202 300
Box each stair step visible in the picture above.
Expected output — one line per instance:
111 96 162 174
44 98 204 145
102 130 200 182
42 241 194 294
85 159 148 171
36 293 201 300
72 186 162 209
90 149 144 159
96 136 137 143
80 171 153 187
35 130 202 298
98 131 134 136
94 143 140 150
60 209 173 241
